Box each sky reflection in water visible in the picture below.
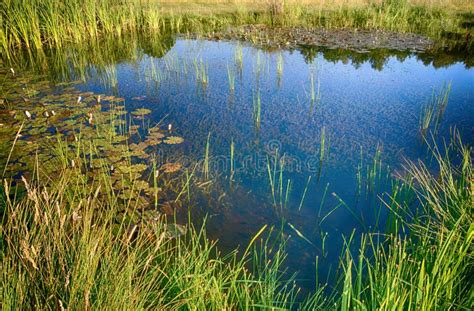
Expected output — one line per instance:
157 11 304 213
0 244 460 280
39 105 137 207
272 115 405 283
79 39 474 289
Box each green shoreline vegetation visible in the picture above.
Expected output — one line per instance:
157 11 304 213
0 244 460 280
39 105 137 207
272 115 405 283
2 0 474 61
1 0 473 309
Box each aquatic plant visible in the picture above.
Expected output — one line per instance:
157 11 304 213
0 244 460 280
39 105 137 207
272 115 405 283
309 71 321 108
420 101 436 135
194 58 209 89
419 82 452 136
234 43 243 71
2 0 472 62
433 81 452 130
276 52 284 78
298 175 312 211
319 126 326 164
266 149 292 213
226 64 235 93
164 136 184 145
276 52 284 87
253 90 261 129
230 139 235 179
0 157 316 309
338 132 472 309
203 132 211 180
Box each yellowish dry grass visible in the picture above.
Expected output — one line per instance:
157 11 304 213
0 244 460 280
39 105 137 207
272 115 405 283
154 0 474 13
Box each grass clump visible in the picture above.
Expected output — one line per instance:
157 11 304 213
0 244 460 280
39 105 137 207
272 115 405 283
0 153 316 309
339 132 473 309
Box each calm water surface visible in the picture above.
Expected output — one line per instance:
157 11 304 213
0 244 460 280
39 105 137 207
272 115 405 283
72 38 474 289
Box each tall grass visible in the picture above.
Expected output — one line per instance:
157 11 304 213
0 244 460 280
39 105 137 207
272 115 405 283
419 82 452 136
2 0 471 60
226 64 235 93
253 90 262 129
0 168 311 309
338 132 472 309
0 118 314 309
277 52 284 87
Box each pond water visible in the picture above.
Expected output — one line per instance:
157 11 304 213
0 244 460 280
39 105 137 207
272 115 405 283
3 37 474 290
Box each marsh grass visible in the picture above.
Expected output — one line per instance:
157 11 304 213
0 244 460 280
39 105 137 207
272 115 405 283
203 132 211 180
2 0 472 62
253 90 262 129
276 52 284 86
265 149 293 215
0 168 310 309
234 44 243 70
194 58 209 89
226 64 235 93
419 82 452 136
338 131 472 310
308 70 322 112
230 139 235 180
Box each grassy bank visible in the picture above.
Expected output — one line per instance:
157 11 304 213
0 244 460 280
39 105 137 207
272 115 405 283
2 0 473 60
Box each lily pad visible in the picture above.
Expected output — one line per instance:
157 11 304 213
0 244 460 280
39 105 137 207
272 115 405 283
160 162 182 173
131 108 152 116
164 136 184 145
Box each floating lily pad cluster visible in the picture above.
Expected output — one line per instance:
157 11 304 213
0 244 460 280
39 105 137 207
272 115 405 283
0 67 187 229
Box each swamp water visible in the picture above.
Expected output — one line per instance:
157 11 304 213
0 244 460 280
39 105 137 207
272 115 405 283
1 36 473 291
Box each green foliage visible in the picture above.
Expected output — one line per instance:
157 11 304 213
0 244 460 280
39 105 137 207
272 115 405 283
1 0 471 61
338 132 473 309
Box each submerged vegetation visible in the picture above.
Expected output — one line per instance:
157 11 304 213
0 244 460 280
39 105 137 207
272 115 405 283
1 0 473 309
419 82 452 136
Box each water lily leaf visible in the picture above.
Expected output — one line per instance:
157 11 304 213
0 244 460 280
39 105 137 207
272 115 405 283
129 125 140 135
113 135 128 143
144 138 162 146
131 108 152 116
117 163 148 175
161 162 182 173
164 136 184 145
147 130 165 140
164 224 187 238
102 95 116 101
130 142 148 152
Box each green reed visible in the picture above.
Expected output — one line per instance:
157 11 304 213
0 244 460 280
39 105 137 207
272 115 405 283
2 0 471 62
253 90 261 129
298 175 312 211
319 126 326 163
234 43 243 70
194 58 209 89
309 71 321 108
0 163 311 309
420 82 452 136
203 132 211 180
266 149 292 213
277 52 284 86
433 81 452 131
338 132 472 309
230 139 235 179
226 64 235 93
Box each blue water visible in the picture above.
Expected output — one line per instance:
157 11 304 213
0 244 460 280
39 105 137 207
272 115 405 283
79 38 474 290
